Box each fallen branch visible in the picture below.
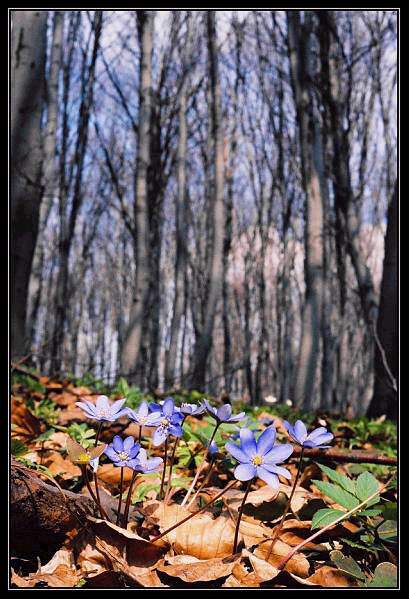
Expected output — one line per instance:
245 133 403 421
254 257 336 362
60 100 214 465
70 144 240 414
292 446 396 465
11 459 97 559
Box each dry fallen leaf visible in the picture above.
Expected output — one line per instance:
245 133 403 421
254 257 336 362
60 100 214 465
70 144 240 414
307 565 360 587
11 549 78 588
144 501 237 559
254 537 310 578
11 396 44 440
156 555 238 583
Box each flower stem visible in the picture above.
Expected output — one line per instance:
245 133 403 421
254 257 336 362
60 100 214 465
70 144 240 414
188 457 216 506
181 423 219 507
159 438 168 500
80 464 108 520
164 437 180 505
232 479 252 555
122 470 138 529
93 421 104 520
116 466 124 526
138 425 142 445
276 474 395 571
266 446 304 559
152 479 238 543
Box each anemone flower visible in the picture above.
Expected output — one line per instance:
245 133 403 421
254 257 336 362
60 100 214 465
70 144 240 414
152 397 184 447
203 400 246 424
127 401 163 427
104 435 140 467
225 426 293 490
283 420 333 448
75 395 129 422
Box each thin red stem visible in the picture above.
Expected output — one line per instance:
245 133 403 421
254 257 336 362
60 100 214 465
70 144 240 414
116 467 124 525
232 479 252 555
159 438 168 500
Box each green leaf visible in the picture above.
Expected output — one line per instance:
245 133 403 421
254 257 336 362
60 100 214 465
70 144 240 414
358 508 382 517
340 537 379 555
356 472 380 502
312 480 360 510
382 501 397 521
367 562 397 588
311 508 345 529
330 550 366 581
318 464 356 495
377 520 397 541
11 438 29 457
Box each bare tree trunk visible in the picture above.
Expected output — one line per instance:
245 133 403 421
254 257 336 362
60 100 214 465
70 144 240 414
27 11 64 352
190 11 225 391
368 182 398 419
121 11 154 382
51 11 102 373
288 12 325 409
165 12 192 389
11 10 48 358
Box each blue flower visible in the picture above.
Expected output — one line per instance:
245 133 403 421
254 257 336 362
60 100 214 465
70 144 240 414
127 400 162 427
283 420 333 448
179 402 205 416
203 400 246 425
104 435 140 467
152 397 184 446
75 395 129 422
129 448 163 474
225 426 293 489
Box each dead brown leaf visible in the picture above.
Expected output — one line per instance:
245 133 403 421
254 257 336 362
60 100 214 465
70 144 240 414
156 555 238 583
11 396 44 440
43 451 81 479
306 565 360 587
144 501 237 559
254 537 310 578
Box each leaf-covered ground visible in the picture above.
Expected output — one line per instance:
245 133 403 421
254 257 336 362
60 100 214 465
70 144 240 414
10 370 397 588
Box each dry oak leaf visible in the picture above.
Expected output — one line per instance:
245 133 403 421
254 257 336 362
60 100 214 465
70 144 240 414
144 500 237 559
11 396 44 440
253 537 310 578
96 464 135 488
306 565 360 587
11 565 79 588
57 406 88 425
156 555 239 583
43 450 81 479
222 561 265 587
87 516 169 567
50 391 79 407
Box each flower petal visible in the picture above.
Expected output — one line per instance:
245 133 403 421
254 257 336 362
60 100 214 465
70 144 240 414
153 427 168 446
256 466 280 489
294 420 308 443
263 443 294 464
256 426 276 456
307 432 334 447
218 404 232 422
229 412 247 423
225 441 251 464
128 445 140 459
96 395 110 411
234 463 256 481
123 436 136 452
240 428 257 458
138 401 149 417
112 435 123 453
75 402 96 418
162 398 174 417
306 427 328 441
149 403 162 412
146 412 162 426
111 398 126 413
262 463 292 480
169 424 183 438
104 446 120 462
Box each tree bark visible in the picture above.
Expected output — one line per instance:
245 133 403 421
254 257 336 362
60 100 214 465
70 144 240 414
368 182 398 419
27 11 64 352
121 11 154 382
11 10 48 359
190 11 225 391
287 12 325 409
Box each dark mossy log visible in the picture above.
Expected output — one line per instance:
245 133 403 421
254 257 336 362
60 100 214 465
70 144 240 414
10 459 97 560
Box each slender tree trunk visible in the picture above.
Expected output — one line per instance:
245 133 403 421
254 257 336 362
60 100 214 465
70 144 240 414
121 11 154 382
190 11 225 391
288 12 325 409
165 12 192 389
368 182 398 419
27 11 64 350
51 11 102 373
11 10 48 359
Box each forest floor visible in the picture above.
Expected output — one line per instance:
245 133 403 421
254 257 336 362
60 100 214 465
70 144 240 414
10 369 397 589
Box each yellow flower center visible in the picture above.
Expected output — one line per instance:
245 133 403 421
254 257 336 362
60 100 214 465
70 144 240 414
118 451 129 461
160 418 170 427
252 455 263 466
77 453 90 463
